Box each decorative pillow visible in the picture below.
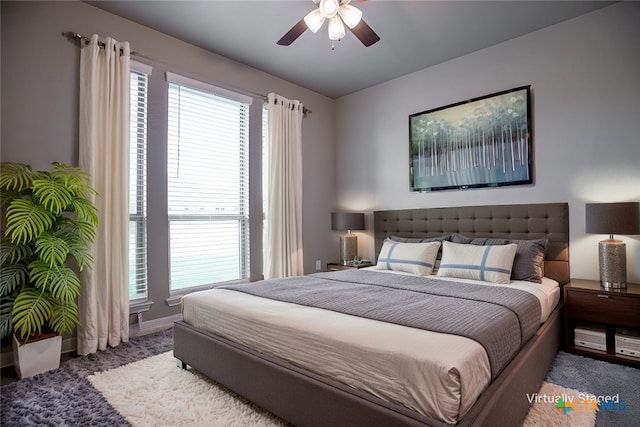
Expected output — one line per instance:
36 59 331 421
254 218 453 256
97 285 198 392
390 235 452 260
451 233 473 244
449 236 548 283
432 259 441 274
437 241 518 284
376 239 441 276
482 238 548 283
390 235 452 244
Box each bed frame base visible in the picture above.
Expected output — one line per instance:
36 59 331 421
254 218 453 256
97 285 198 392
174 320 437 427
173 304 560 426
174 202 567 426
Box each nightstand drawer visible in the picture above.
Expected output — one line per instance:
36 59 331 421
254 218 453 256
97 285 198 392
566 291 640 328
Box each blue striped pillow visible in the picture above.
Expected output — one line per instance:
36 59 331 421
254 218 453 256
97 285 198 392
436 241 518 284
376 240 441 276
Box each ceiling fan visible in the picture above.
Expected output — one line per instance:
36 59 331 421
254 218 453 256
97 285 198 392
277 0 380 48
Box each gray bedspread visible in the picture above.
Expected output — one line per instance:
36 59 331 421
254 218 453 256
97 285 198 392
221 270 541 379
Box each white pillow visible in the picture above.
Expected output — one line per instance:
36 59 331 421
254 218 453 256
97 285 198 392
437 241 517 284
376 239 441 276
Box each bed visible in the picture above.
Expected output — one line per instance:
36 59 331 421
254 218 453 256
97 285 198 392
174 202 569 426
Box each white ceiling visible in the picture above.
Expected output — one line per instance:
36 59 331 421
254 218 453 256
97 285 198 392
86 1 615 99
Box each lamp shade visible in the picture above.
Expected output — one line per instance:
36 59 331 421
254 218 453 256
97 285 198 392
585 202 640 235
304 9 325 33
338 4 362 28
331 212 365 231
327 16 345 40
319 0 340 18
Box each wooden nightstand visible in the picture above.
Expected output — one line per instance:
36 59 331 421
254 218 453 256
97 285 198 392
327 262 373 271
564 279 640 366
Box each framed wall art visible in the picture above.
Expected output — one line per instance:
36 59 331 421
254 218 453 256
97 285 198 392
409 85 532 192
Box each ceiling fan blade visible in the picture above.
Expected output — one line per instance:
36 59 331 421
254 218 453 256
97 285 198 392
277 19 308 46
348 18 380 47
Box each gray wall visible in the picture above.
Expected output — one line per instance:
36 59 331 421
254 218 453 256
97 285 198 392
1 1 337 323
335 2 640 283
2 0 639 327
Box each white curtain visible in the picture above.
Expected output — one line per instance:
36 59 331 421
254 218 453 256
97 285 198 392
265 93 304 279
78 35 130 355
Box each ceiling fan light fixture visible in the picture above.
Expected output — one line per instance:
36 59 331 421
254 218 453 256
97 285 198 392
328 15 345 40
277 0 380 48
304 9 325 33
338 4 362 29
319 0 340 19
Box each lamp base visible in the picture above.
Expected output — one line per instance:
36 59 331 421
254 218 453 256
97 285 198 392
598 239 627 289
340 233 358 265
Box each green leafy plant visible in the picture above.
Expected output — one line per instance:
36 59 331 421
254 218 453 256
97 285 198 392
0 162 98 344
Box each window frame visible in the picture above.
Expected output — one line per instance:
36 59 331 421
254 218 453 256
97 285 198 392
165 72 253 294
128 61 152 303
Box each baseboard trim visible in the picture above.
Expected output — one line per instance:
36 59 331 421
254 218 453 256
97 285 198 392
130 313 182 338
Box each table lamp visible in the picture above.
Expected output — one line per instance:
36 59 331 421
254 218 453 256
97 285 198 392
585 202 640 289
331 212 365 265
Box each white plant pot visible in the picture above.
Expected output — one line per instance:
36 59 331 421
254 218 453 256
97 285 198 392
12 334 62 379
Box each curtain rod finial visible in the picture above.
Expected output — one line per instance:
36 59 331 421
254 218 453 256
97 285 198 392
62 32 84 45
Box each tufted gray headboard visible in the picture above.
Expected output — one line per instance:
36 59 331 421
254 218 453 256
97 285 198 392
374 203 570 284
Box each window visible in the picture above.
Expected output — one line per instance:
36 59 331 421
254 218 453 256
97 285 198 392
166 73 252 291
129 63 150 301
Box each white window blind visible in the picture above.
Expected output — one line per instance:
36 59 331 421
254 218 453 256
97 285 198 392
129 64 150 301
167 76 250 291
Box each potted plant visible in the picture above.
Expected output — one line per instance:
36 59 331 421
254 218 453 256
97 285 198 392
0 162 98 378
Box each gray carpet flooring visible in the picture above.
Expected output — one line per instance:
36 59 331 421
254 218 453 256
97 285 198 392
1 329 172 426
1 328 638 426
546 351 639 427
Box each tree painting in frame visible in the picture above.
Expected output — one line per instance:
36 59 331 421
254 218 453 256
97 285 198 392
409 86 532 192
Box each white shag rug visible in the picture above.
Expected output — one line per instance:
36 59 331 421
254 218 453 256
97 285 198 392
89 351 595 427
88 352 288 426
522 381 596 427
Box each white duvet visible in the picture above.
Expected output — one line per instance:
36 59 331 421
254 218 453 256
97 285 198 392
181 273 559 425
